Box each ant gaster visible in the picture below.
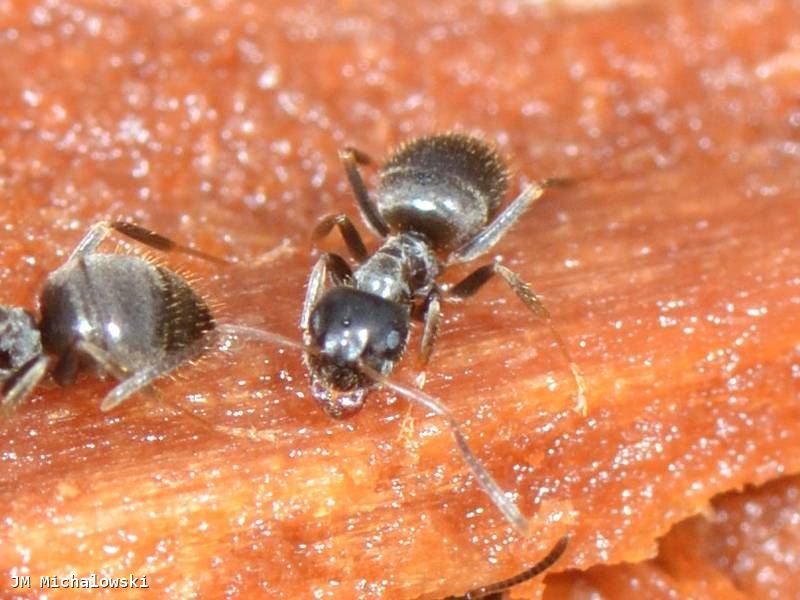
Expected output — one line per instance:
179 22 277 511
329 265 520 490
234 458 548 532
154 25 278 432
293 132 586 533
0 221 222 415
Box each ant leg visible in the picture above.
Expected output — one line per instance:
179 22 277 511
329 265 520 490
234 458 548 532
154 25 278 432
1 355 49 415
312 213 369 263
75 340 128 381
53 338 139 390
67 221 115 260
109 221 228 264
339 146 390 237
456 536 569 599
80 337 213 428
51 346 82 386
300 252 352 332
99 342 206 412
448 179 567 265
416 285 442 388
449 261 588 415
68 221 227 265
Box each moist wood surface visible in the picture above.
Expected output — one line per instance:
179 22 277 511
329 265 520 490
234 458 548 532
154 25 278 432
0 1 799 598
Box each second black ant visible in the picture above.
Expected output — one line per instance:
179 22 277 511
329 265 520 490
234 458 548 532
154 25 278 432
0 221 224 415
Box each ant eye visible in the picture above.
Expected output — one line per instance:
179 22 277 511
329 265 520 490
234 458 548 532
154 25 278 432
310 311 321 333
385 329 401 350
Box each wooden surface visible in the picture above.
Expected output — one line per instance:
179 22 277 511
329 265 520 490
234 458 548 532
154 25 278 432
1 0 799 598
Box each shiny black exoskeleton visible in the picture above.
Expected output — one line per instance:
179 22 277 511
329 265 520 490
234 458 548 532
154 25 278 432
302 132 586 419
307 286 409 407
0 221 220 415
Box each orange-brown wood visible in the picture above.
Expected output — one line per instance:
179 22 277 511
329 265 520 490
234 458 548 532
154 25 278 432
1 0 799 598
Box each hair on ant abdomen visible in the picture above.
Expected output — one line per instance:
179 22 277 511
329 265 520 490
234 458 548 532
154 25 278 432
0 221 224 415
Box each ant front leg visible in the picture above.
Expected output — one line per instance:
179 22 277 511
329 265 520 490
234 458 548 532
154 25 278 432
449 261 588 415
1 355 49 416
312 214 369 263
415 285 443 388
300 252 353 332
339 146 390 237
68 221 228 265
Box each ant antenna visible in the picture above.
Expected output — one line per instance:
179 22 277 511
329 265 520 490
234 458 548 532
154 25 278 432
443 535 569 599
217 324 530 536
356 361 529 536
218 324 308 353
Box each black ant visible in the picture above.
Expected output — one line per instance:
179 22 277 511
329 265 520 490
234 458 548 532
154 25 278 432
443 534 569 599
0 221 224 415
311 133 586 528
304 132 585 416
234 133 585 535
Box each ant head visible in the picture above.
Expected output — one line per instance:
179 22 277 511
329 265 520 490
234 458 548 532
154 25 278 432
0 306 42 381
306 287 409 418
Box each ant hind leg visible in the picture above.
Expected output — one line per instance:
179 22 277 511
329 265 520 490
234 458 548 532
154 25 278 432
99 342 206 412
448 179 570 265
449 261 588 415
75 339 129 381
339 147 390 237
455 535 570 600
68 221 227 265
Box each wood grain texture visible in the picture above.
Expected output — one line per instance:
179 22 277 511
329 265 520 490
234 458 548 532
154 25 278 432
0 0 799 598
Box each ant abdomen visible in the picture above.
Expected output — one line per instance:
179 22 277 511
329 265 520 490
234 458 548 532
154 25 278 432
0 220 222 415
378 133 509 250
39 255 213 386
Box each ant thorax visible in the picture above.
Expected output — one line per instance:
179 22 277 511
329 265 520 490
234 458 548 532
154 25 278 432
0 307 42 381
352 232 440 305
